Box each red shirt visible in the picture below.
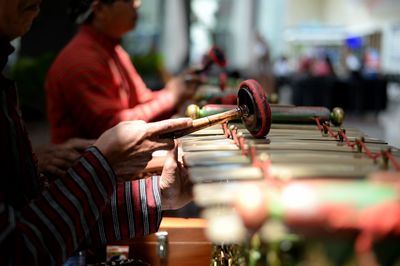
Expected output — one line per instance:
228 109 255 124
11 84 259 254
46 25 176 144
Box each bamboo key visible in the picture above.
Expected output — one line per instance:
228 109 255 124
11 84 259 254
186 161 385 182
183 150 381 168
180 129 386 144
181 139 400 155
184 123 365 136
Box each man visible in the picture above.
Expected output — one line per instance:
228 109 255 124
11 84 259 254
0 1 193 265
45 0 197 144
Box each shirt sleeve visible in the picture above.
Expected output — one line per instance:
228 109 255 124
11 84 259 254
0 147 116 266
117 46 177 123
87 176 162 245
118 89 177 123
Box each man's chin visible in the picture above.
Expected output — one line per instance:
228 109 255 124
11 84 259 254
0 25 27 40
7 29 29 41
17 24 34 38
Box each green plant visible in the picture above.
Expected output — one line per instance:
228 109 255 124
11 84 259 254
10 52 56 121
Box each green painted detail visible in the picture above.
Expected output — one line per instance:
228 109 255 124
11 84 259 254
266 189 285 219
314 181 396 209
271 108 329 123
266 182 396 218
199 107 231 117
329 112 336 124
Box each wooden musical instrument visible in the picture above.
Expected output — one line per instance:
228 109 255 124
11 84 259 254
129 77 400 265
178 116 400 265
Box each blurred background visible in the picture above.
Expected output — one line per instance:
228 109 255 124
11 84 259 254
5 0 400 147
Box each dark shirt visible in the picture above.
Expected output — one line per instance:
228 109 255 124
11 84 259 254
0 38 161 265
0 38 40 209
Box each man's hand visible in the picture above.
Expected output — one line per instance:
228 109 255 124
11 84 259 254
36 138 94 178
159 142 193 210
94 118 192 181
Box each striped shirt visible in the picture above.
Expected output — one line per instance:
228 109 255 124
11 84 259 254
0 40 40 210
0 40 162 265
45 25 177 144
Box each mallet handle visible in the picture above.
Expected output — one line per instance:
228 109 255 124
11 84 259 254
160 107 243 139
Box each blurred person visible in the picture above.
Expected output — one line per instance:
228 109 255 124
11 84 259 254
311 54 334 77
45 0 198 144
273 55 291 92
254 32 270 73
363 47 380 79
324 55 336 77
0 1 194 265
345 52 362 78
345 51 363 112
253 32 272 93
298 56 313 75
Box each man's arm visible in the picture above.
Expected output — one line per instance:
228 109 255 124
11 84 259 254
87 141 193 245
88 177 162 245
0 147 116 266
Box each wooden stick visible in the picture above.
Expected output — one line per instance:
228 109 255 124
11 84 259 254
160 107 244 139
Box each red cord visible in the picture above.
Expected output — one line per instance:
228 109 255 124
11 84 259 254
238 134 247 156
314 117 399 171
222 122 230 138
338 130 356 149
356 139 381 161
385 150 400 171
231 127 238 145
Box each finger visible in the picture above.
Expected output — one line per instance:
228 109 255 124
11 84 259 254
54 149 81 163
162 141 178 165
43 165 66 177
180 168 193 193
177 145 184 164
147 118 193 136
172 140 178 159
122 120 146 127
34 144 53 154
147 138 175 152
64 138 95 151
50 157 74 170
159 148 179 190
